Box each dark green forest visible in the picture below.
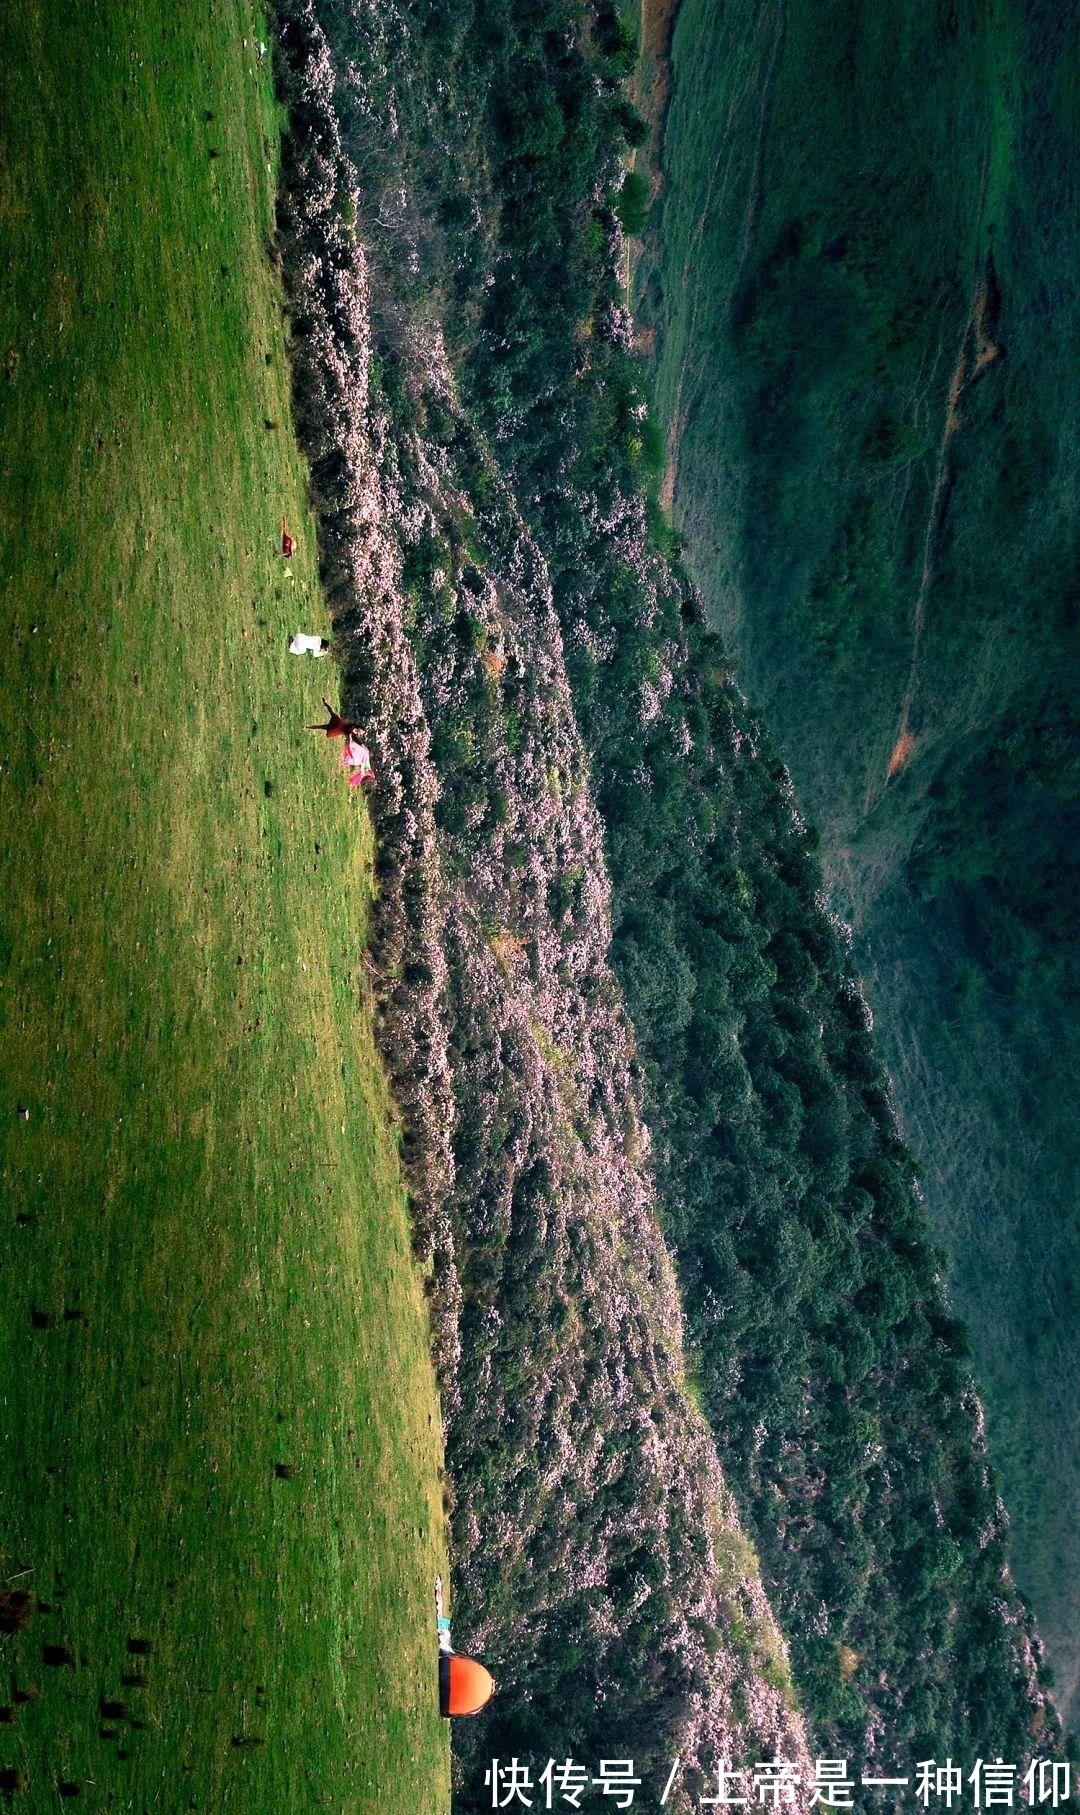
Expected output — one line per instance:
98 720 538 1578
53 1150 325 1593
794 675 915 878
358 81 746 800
273 0 1075 1801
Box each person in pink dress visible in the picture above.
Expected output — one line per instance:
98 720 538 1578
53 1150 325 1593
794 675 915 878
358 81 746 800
341 737 375 787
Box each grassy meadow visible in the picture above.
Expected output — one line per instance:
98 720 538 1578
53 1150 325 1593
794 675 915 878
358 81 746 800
0 2 450 1809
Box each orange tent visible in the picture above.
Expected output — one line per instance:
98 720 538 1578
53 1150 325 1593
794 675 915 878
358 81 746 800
439 1652 496 1717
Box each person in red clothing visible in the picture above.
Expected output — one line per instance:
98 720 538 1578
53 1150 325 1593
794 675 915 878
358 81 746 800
307 700 358 739
281 516 296 558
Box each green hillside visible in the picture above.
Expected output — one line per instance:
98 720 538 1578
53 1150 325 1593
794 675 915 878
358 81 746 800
643 0 1080 1722
0 3 449 1809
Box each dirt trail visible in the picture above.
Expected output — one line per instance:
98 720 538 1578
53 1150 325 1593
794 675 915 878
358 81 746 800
879 259 1001 790
637 0 681 172
625 0 681 326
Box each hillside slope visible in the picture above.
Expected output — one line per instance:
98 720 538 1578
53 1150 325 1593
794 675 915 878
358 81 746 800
272 0 1067 1799
0 4 449 1808
273 9 815 1806
643 0 1080 1721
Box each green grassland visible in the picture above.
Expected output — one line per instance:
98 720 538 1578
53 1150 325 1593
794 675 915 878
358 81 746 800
643 0 1080 1724
0 2 450 1809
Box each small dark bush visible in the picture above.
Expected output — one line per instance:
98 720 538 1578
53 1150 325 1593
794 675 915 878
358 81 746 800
613 170 649 237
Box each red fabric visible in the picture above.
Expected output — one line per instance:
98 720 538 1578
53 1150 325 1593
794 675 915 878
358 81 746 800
444 1655 495 1716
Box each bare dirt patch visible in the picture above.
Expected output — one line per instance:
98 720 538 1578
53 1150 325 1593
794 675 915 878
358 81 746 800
878 255 1002 801
634 0 682 203
885 728 918 780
